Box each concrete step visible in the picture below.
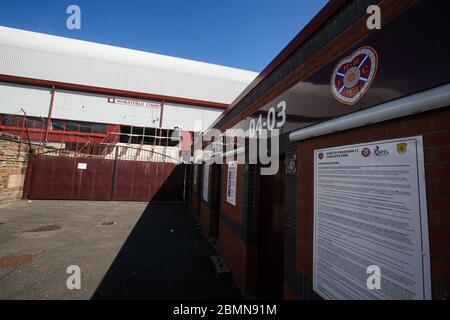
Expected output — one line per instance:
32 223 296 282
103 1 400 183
209 237 219 255
210 255 231 279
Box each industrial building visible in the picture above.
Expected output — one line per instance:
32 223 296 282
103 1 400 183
0 26 257 203
187 0 450 300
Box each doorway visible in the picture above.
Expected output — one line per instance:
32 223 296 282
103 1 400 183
257 158 285 299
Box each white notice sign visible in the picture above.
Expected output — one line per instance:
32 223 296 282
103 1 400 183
203 165 209 202
226 161 237 206
77 163 87 170
313 136 431 300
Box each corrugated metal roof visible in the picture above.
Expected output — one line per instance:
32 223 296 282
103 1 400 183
0 26 258 105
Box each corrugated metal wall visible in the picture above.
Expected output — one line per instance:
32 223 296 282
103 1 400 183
0 82 51 117
0 82 224 130
0 26 258 105
162 102 223 131
53 90 161 127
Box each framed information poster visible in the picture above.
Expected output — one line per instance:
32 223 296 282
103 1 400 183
227 161 237 206
313 136 431 300
202 164 209 202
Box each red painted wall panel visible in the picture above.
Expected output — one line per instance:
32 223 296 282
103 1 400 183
28 156 182 202
29 156 113 200
112 161 176 201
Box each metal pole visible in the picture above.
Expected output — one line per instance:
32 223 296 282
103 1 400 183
158 100 165 146
45 86 56 142
18 114 25 157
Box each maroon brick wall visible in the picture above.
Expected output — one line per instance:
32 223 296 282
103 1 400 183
189 0 422 300
218 220 248 292
296 106 450 300
220 163 245 226
188 165 201 217
284 283 303 300
199 200 212 236
218 163 259 296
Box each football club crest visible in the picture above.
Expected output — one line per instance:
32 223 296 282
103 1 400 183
331 46 378 105
361 147 371 158
397 143 408 155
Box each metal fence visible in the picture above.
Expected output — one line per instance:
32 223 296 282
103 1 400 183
38 143 180 164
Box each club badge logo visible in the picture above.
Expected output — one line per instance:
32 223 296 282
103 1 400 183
361 147 371 158
331 46 378 105
318 152 324 160
397 143 408 155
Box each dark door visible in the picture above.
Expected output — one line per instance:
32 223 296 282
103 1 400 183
258 160 285 299
210 164 221 238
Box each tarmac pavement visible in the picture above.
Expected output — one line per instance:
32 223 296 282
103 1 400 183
0 200 240 300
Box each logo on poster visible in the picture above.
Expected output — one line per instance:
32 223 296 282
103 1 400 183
318 152 324 160
397 143 408 155
331 46 378 105
361 147 371 157
374 146 389 157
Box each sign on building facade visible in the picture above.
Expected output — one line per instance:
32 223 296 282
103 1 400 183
313 136 431 300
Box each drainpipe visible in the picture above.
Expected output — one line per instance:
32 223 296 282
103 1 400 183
45 86 56 142
158 100 165 146
18 108 33 157
159 99 165 128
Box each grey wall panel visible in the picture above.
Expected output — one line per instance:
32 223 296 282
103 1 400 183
0 82 51 117
52 90 161 127
162 103 223 131
0 26 258 105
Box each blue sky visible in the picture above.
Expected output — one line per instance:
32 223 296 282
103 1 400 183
0 0 328 72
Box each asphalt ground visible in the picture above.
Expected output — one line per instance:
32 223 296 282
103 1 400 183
0 200 240 300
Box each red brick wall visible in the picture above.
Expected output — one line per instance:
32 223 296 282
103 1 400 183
194 0 419 299
189 165 201 216
220 163 245 226
190 190 199 216
218 163 258 296
200 200 213 236
296 106 450 300
218 219 259 297
218 220 248 292
284 283 303 300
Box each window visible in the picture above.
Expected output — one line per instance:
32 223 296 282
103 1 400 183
65 121 79 132
1 114 19 127
93 124 107 134
79 122 93 133
51 120 65 131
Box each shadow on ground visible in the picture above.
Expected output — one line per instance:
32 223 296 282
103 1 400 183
91 202 241 300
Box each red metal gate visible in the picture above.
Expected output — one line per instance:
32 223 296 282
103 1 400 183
24 144 184 202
